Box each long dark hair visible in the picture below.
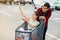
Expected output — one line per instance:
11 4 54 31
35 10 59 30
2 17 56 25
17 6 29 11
34 11 40 22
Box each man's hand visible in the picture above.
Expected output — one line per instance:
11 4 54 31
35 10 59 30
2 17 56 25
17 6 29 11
39 16 46 25
39 16 46 20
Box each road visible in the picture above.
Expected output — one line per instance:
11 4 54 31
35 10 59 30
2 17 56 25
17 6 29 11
0 4 60 40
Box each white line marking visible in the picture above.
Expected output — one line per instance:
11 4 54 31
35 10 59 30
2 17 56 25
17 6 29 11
58 39 60 40
0 10 12 17
46 33 60 40
50 18 60 20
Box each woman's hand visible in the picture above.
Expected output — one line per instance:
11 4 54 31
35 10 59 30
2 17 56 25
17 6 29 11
18 1 29 23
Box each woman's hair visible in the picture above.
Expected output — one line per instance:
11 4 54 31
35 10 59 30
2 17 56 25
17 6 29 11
34 11 39 16
34 11 40 22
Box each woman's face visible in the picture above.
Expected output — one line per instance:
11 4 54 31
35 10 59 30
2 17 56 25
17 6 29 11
32 13 37 20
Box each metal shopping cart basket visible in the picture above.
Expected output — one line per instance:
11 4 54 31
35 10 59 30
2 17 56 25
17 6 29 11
15 19 44 40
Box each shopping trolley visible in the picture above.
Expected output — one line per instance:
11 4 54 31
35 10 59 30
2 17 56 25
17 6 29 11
15 19 44 40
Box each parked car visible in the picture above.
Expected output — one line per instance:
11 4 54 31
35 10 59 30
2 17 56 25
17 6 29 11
0 0 7 4
47 1 55 11
33 0 55 11
33 0 44 9
25 0 33 4
55 0 60 10
6 0 14 5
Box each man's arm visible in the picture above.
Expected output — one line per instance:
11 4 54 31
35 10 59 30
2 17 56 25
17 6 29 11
46 9 52 20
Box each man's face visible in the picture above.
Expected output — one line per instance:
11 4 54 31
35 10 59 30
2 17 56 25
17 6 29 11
42 6 49 12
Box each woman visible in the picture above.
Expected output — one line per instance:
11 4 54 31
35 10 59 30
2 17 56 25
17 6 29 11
16 1 40 40
18 1 40 30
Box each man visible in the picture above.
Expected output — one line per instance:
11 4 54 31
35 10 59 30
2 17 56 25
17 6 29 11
36 3 52 40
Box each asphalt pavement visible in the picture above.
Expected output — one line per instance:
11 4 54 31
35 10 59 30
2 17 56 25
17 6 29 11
0 4 60 40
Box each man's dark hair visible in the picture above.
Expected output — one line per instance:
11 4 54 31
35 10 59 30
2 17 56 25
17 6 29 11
44 2 50 8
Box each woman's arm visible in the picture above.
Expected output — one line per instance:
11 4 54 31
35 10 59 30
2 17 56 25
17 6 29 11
18 1 29 22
